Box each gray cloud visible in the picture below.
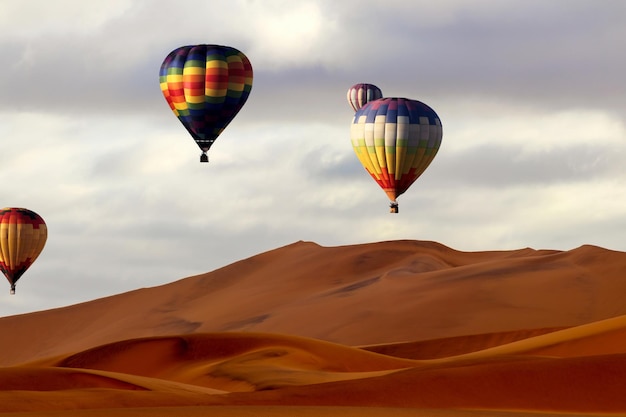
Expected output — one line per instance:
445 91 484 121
430 142 621 188
1 0 625 316
1 0 624 120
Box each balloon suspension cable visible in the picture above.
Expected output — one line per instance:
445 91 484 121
389 201 399 214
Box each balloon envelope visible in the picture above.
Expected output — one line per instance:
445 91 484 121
0 208 47 294
350 98 443 209
159 44 253 161
347 83 383 112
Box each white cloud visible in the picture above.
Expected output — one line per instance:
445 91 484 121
245 2 329 69
1 0 626 317
0 0 134 38
443 107 625 153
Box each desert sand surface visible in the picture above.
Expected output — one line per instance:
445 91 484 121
2 240 626 416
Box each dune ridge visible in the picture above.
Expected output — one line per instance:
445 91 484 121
2 240 626 415
3 240 626 365
3 320 626 414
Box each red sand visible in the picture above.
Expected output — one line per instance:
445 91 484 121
1 240 626 416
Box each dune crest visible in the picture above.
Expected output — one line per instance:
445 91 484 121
2 240 626 415
43 333 416 391
3 321 626 414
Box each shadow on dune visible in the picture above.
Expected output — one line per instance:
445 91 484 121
2 240 626 415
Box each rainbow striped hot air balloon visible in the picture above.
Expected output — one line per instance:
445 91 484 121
350 98 443 213
0 208 47 294
159 44 253 162
347 83 383 112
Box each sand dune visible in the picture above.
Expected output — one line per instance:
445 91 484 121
2 240 626 415
40 333 417 390
3 324 626 414
3 240 626 365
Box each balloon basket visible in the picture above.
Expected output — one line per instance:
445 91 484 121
200 153 209 163
10 286 15 295
389 202 399 213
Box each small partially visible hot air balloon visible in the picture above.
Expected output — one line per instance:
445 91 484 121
0 208 47 294
347 83 383 112
159 44 253 162
350 98 443 213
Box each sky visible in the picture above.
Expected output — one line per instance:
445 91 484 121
1 0 625 316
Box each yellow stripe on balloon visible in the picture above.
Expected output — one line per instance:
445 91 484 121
183 66 205 75
206 60 228 69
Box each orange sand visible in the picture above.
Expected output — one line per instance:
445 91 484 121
1 240 626 416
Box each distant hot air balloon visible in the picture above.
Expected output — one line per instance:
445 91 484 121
159 44 253 162
0 208 47 294
347 83 383 112
350 98 443 213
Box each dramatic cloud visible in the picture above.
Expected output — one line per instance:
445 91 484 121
1 0 625 316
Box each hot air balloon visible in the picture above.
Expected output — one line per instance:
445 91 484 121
159 44 253 162
350 98 443 213
0 208 47 294
347 83 383 112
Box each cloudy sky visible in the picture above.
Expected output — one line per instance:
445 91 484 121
1 0 625 316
